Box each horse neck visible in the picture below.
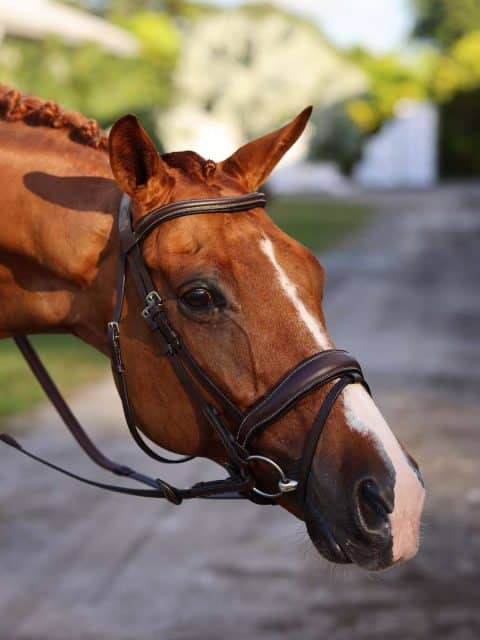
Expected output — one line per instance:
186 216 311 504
0 121 120 352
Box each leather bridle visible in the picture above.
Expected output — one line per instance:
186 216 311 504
1 191 370 509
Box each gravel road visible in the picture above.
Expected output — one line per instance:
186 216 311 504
0 186 479 640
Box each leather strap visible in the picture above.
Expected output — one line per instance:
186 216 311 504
4 337 258 503
122 192 267 253
0 431 254 502
297 377 353 498
13 336 131 476
237 350 366 446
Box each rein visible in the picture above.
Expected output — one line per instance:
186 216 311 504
0 192 369 508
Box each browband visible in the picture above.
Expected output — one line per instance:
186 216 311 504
121 192 267 253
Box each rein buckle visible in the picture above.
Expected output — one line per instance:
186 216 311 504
107 321 125 373
142 291 181 355
142 291 164 318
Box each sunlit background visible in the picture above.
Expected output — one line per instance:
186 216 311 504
2 0 479 180
0 2 479 639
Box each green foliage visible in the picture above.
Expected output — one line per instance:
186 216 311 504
268 197 372 252
439 87 480 176
322 3 480 176
121 11 180 63
430 31 480 101
346 49 428 130
0 21 178 144
425 30 480 176
6 37 169 119
412 0 480 49
312 50 429 174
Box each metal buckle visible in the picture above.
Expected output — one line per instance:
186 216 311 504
246 454 298 499
142 291 163 319
107 321 125 373
108 320 119 338
141 291 181 356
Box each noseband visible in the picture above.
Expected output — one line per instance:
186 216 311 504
1 191 369 509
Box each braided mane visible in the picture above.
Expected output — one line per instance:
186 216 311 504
0 85 108 151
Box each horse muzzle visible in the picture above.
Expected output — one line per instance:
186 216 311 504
304 465 402 571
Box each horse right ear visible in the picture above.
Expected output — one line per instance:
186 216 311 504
108 114 172 202
220 107 312 191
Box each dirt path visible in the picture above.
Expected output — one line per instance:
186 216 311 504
0 186 479 639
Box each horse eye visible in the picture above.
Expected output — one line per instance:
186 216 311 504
181 287 215 310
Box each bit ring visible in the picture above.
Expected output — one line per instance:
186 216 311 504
246 454 298 499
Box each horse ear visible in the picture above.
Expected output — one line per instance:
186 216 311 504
108 114 172 201
221 107 313 190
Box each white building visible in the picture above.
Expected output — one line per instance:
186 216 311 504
0 0 138 57
354 100 438 189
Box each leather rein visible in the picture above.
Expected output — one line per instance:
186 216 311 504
0 191 369 508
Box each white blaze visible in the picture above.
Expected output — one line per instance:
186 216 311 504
260 235 424 563
259 237 331 350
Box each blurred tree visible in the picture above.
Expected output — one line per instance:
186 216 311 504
0 1 186 146
0 37 177 147
57 1 182 69
309 103 366 175
159 6 366 154
412 0 480 49
0 35 175 144
425 30 480 176
439 87 480 176
347 49 428 127
312 48 430 174
63 0 211 19
429 30 480 101
118 10 180 62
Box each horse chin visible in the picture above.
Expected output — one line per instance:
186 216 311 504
304 500 352 565
304 496 395 571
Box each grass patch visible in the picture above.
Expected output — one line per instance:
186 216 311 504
0 196 372 420
268 196 372 252
0 335 108 421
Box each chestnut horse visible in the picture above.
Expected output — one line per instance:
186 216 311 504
0 87 424 571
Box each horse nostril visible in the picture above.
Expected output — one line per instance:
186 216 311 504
355 479 393 536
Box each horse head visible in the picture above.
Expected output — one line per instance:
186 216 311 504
107 109 425 571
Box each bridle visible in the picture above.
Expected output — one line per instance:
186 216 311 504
1 191 369 509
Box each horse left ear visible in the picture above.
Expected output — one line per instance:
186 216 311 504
220 106 313 190
108 114 172 204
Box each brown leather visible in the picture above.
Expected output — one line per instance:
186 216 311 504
122 192 267 253
297 377 352 497
237 350 365 446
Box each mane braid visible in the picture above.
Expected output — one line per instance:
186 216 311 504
0 85 108 151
